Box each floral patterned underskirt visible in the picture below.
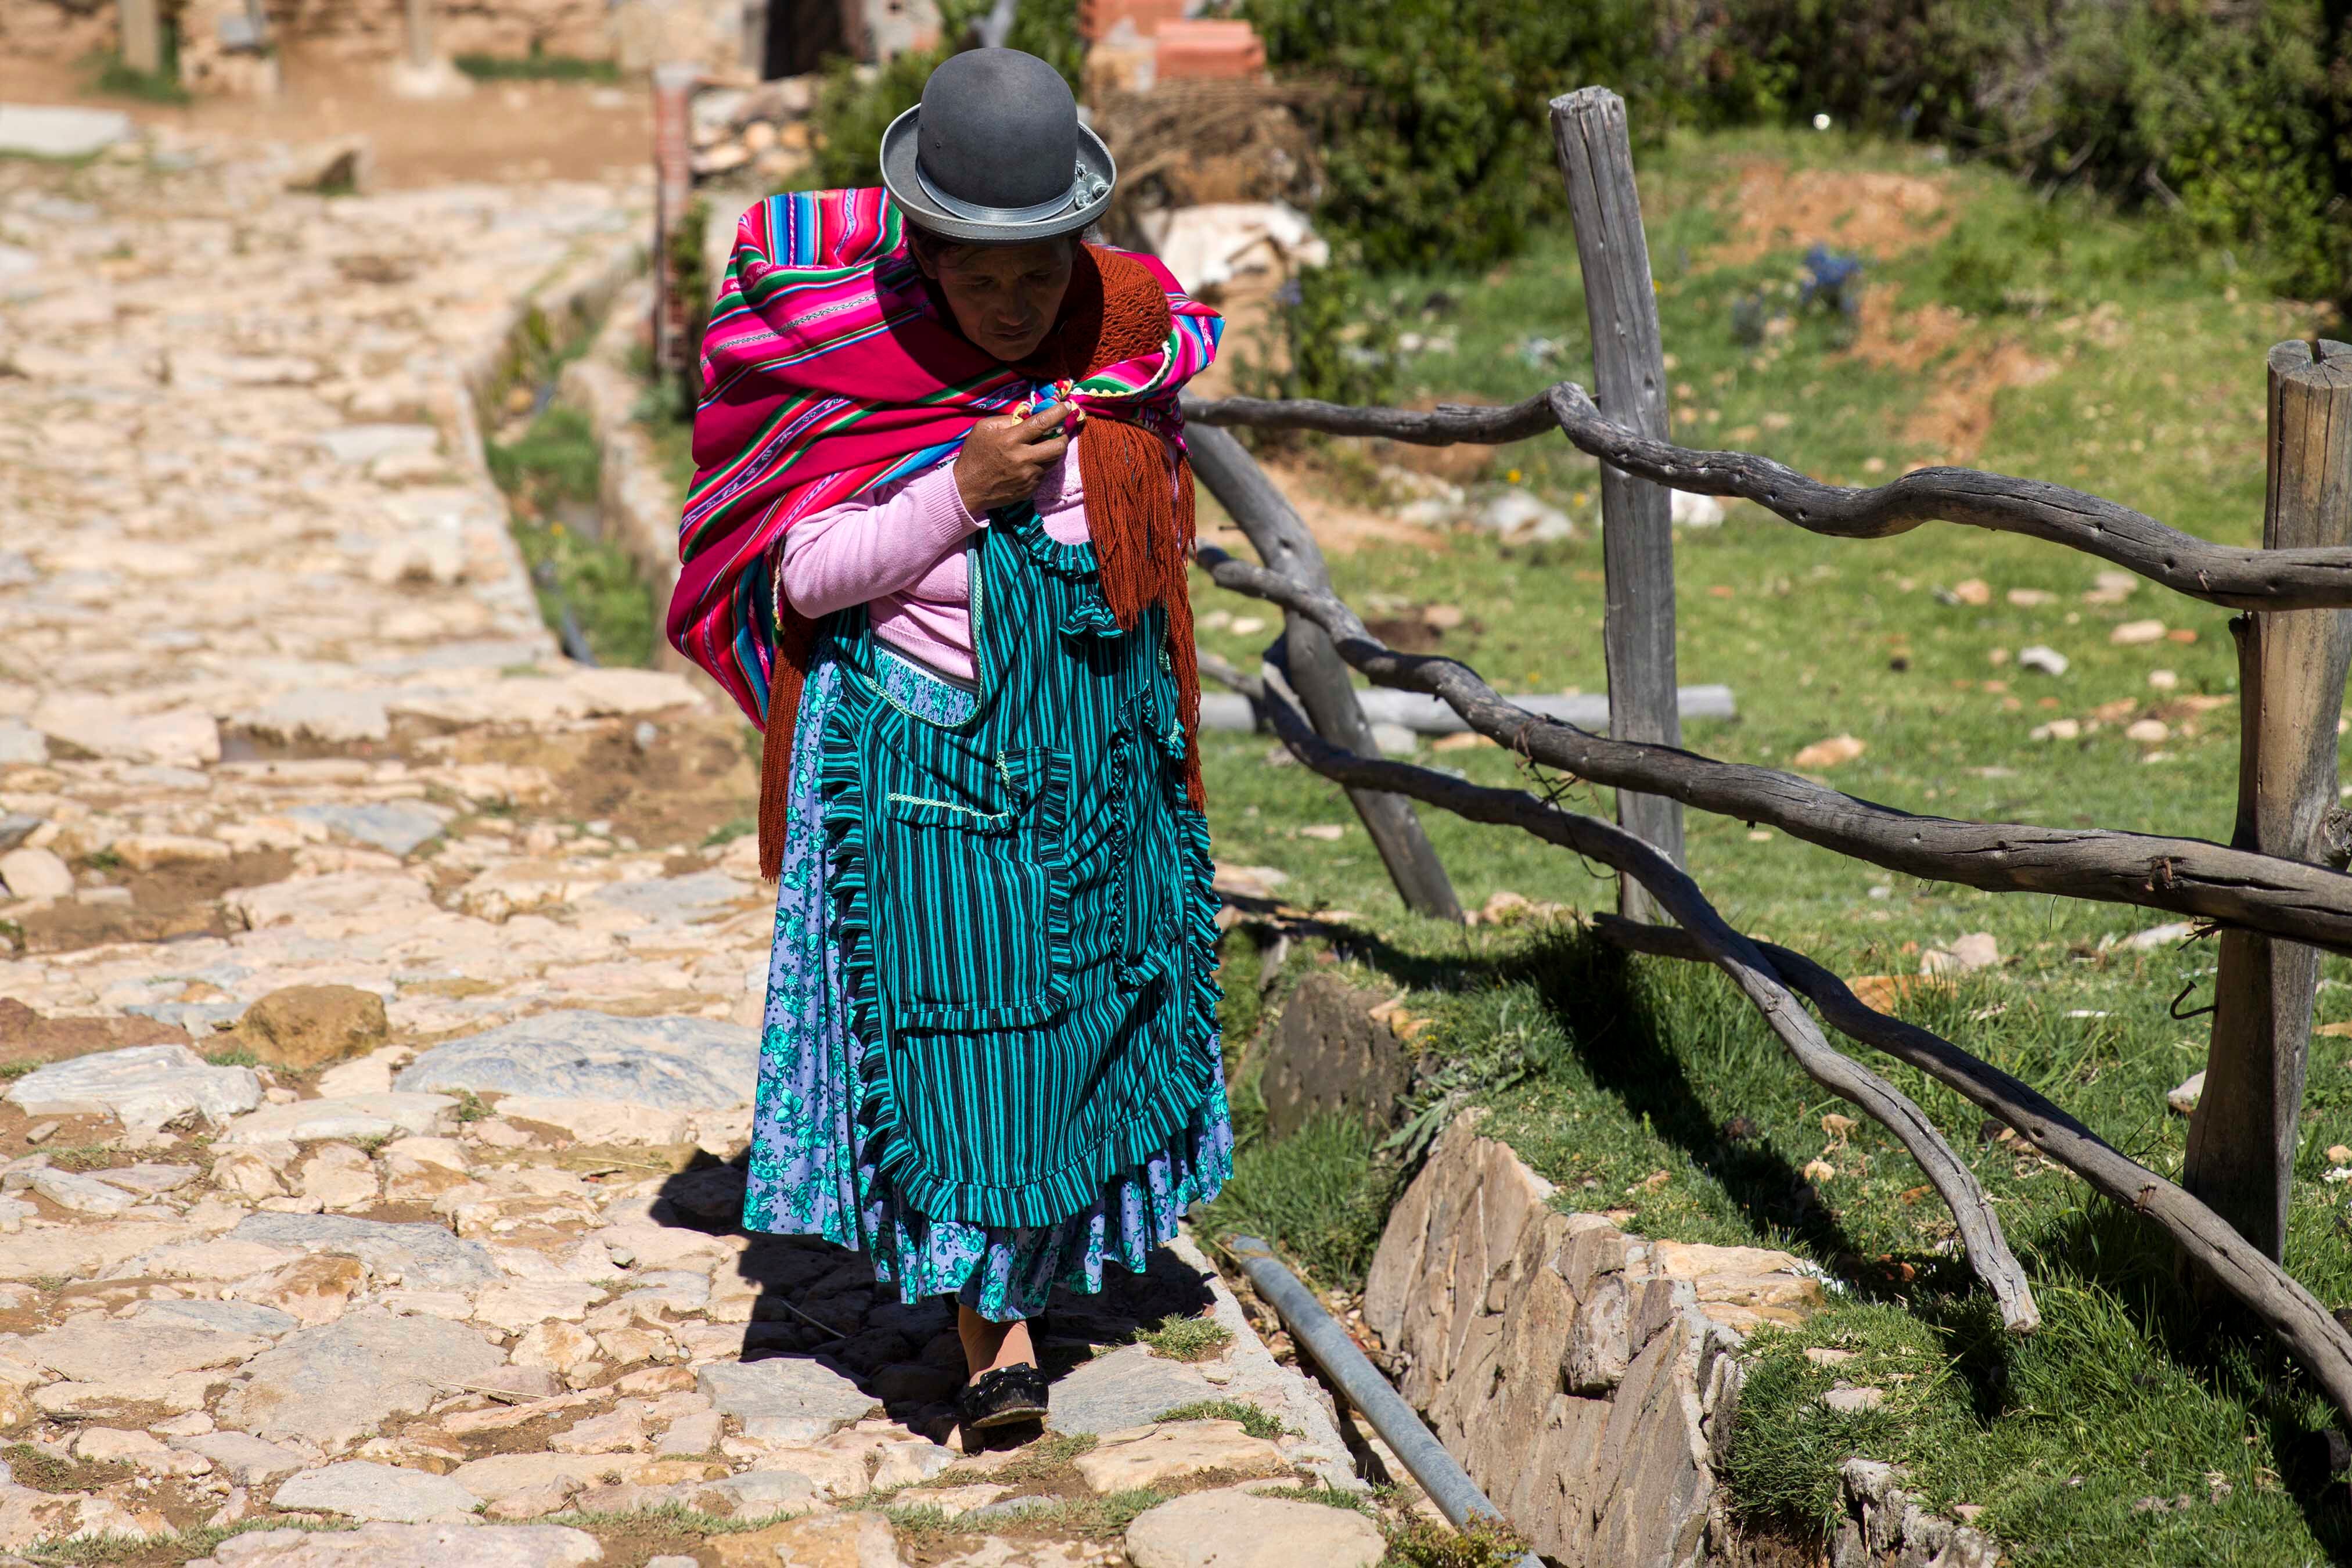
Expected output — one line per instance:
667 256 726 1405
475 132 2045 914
742 647 1234 1323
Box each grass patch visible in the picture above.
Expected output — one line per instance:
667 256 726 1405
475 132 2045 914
939 1431 1095 1489
1199 1106 1398 1291
202 1046 258 1069
83 49 189 107
0 1060 39 1081
38 1145 121 1174
451 1090 492 1124
1136 1313 1235 1364
1152 1400 1292 1440
5 1443 127 1494
24 1519 359 1566
485 405 656 668
1181 120 2352 1563
452 51 620 84
1093 1487 1172 1535
702 817 755 849
874 1502 955 1545
1383 1513 1535 1568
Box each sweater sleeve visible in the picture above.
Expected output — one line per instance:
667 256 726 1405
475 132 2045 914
776 462 979 619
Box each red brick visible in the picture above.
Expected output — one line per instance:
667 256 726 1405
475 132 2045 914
1152 19 1265 80
1077 0 1187 44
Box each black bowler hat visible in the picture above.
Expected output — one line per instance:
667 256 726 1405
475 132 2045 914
879 48 1116 245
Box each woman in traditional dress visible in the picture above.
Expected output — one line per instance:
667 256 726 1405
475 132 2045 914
667 48 1232 1433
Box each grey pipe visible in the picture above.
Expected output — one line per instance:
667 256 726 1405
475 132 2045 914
1222 1234 1544 1568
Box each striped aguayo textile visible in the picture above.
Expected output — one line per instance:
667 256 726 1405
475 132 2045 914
667 188 1224 729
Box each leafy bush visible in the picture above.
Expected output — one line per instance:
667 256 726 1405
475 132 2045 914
1680 0 2351 301
1241 0 1670 272
1229 253 1399 413
803 0 1079 194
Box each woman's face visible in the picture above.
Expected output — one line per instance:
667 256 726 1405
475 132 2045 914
915 236 1074 363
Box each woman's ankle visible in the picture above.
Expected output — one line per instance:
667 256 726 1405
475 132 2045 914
958 1307 1037 1380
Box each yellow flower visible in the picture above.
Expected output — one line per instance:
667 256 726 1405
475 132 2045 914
1505 468 1522 484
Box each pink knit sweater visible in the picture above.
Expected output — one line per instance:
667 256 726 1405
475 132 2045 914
774 447 1092 681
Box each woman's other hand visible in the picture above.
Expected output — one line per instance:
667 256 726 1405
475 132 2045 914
954 401 1069 516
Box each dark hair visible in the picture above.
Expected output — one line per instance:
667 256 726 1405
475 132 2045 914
905 225 1090 268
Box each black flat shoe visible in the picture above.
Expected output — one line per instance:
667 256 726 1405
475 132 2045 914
958 1362 1049 1430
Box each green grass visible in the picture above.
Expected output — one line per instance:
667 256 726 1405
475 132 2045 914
485 405 657 667
202 1046 258 1069
1189 121 2352 1564
1135 1313 1236 1364
1153 1399 1292 1440
452 52 620 84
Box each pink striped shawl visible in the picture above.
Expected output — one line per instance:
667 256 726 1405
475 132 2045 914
667 186 1223 726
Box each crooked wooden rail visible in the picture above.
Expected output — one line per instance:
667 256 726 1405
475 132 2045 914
1184 87 2352 1428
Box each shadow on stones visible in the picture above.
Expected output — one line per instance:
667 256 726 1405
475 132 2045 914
653 1153 1215 1446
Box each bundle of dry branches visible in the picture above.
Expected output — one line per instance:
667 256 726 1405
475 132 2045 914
1089 79 1330 249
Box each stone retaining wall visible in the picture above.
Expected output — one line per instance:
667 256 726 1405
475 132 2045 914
1362 1114 1822 1567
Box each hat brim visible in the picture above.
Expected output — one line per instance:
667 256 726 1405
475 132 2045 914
879 103 1117 246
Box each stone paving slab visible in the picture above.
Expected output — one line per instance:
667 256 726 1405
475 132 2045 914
0 123 1400 1568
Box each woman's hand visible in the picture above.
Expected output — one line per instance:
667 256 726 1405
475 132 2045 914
954 401 1070 517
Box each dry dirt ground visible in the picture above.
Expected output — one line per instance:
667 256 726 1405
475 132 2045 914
0 52 651 187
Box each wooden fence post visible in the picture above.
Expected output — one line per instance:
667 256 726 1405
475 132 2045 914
118 0 161 76
2184 338 2352 1263
402 0 435 70
1550 87 1683 925
1189 425 1465 922
650 62 701 379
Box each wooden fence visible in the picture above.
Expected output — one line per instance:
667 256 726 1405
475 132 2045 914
1182 85 2352 1425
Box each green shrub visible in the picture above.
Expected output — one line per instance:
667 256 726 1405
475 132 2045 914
801 0 1079 194
1679 0 2351 303
1240 0 1670 272
1229 253 1399 413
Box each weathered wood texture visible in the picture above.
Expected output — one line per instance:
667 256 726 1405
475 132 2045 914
1591 916 2352 1426
118 0 161 74
1199 651 2038 1333
1188 425 1462 921
1194 544 2352 955
1552 88 1681 919
402 0 434 67
1180 382 2352 612
2186 340 2352 1260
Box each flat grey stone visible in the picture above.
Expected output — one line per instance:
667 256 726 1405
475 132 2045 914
968 1494 1063 1523
135 1298 299 1337
30 1167 134 1215
219 1093 454 1146
397 1010 757 1109
0 105 132 159
229 1212 501 1290
95 1161 200 1195
274 1461 481 1523
219 1308 505 1450
683 1468 817 1517
696 1359 878 1443
1125 1487 1386 1568
287 803 450 855
0 724 42 767
588 872 749 927
317 425 439 465
0 812 39 851
177 1430 311 1485
5 1044 261 1130
1046 1343 1218 1436
125 1001 244 1034
21 1313 271 1383
202 1520 604 1567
